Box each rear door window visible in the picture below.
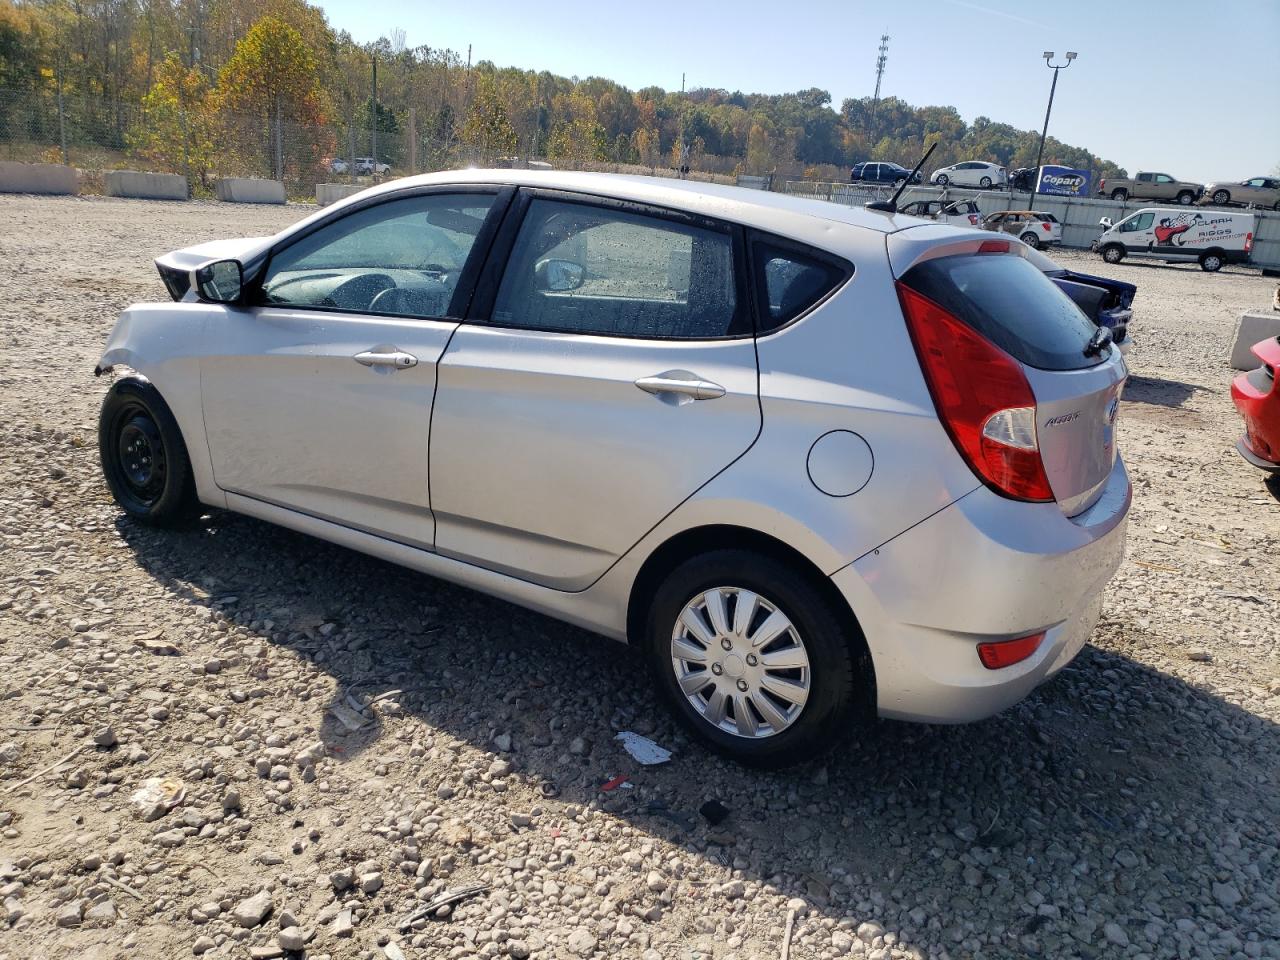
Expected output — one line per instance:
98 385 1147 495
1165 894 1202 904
900 253 1103 371
489 198 747 339
751 239 851 332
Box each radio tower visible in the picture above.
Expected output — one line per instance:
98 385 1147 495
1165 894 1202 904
870 34 890 147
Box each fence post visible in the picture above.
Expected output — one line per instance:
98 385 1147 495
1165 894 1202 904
408 107 417 174
56 68 68 165
273 97 283 182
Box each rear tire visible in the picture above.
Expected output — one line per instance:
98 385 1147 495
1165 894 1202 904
1102 243 1125 264
645 549 870 768
1177 191 1195 205
1212 189 1230 205
1020 231 1042 250
99 378 200 526
1111 188 1128 202
1199 251 1224 273
979 176 992 188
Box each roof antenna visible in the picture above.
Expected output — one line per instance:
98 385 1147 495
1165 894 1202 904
866 141 937 214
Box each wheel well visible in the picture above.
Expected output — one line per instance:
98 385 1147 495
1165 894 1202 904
626 524 875 702
1201 247 1225 259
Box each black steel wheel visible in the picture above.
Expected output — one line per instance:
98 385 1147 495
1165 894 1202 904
99 378 199 525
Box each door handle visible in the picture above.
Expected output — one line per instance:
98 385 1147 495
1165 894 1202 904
634 371 726 401
354 349 417 370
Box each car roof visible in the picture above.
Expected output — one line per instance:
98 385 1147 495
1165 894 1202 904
344 169 918 245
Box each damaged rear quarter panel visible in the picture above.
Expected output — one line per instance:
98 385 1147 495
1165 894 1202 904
98 302 227 509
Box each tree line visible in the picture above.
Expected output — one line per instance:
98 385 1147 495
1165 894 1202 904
0 0 1127 187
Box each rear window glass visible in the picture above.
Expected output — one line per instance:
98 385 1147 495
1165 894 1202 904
901 254 1103 370
753 241 850 332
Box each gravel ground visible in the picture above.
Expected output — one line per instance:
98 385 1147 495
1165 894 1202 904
0 195 1277 960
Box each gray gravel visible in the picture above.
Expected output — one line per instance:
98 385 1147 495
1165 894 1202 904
0 195 1278 959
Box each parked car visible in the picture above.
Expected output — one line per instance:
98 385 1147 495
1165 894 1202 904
983 210 1062 249
326 157 349 175
929 161 1006 189
850 161 922 185
1231 336 1280 472
1201 176 1280 210
1096 172 1203 205
1093 208 1256 272
1025 245 1134 355
899 198 983 228
95 170 1130 766
355 157 391 175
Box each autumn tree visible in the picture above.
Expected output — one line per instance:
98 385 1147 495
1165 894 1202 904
214 15 333 181
460 73 517 159
129 52 214 189
547 90 604 166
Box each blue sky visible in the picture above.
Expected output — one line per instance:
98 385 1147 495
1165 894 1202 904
318 0 1280 182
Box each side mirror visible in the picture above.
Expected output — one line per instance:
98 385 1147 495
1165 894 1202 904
193 259 244 304
1098 217 1113 229
534 258 585 292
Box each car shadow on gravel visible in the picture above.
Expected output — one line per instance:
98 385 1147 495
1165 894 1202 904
117 511 1280 958
1123 374 1205 409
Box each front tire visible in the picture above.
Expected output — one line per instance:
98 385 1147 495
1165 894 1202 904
1176 191 1195 205
935 174 949 186
99 378 200 526
646 549 869 767
1020 231 1042 250
1102 243 1125 264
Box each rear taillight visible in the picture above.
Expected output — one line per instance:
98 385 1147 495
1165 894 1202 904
1099 178 1106 189
896 282 1055 502
1041 222 1051 231
977 632 1045 669
1245 232 1253 252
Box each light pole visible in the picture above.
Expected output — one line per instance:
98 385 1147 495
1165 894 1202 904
1029 51 1076 205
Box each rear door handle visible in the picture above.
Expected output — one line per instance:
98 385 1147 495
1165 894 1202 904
355 349 417 370
634 371 726 401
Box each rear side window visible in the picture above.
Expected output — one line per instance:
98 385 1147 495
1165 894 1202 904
752 241 851 332
490 199 747 339
901 254 1102 370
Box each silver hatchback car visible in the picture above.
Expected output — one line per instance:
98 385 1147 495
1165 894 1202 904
96 171 1130 766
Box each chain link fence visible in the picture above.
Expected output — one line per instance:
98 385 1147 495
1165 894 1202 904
0 87 734 200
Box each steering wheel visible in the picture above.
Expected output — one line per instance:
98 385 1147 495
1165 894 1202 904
330 273 395 311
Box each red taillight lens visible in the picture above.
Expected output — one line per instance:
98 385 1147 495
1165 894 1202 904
896 282 1055 502
1041 222 1051 231
977 632 1046 669
1245 232 1253 252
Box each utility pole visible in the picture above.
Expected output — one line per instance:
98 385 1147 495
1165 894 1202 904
681 72 685 94
371 49 378 178
869 34 889 148
1030 51 1077 205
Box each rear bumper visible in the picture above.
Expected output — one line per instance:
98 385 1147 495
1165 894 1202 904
831 456 1131 724
1235 437 1280 471
1231 344 1280 466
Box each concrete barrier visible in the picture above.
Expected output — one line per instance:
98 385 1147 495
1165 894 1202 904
1230 310 1280 370
0 161 78 195
316 183 364 206
105 170 188 201
214 177 285 204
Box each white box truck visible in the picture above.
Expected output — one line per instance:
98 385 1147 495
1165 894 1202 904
1092 208 1255 272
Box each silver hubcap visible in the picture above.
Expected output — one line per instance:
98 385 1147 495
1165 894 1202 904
670 587 811 739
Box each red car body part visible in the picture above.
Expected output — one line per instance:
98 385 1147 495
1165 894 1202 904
1230 336 1280 471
